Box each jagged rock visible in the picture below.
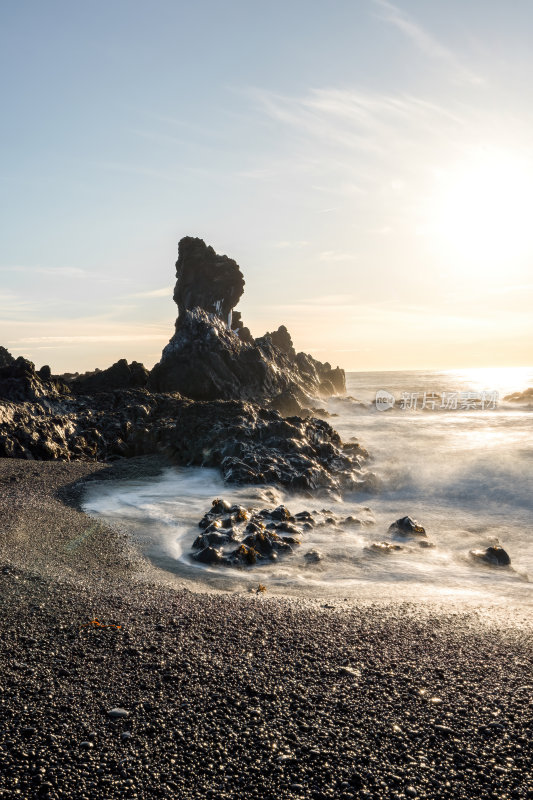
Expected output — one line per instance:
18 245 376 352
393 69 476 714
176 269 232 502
0 346 15 368
149 237 346 401
228 310 253 344
269 388 309 418
265 325 296 359
0 378 373 493
0 357 70 403
161 399 371 493
388 516 427 538
190 501 372 568
71 359 149 394
174 236 245 326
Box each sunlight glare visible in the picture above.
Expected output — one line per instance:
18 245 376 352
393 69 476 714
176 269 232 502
432 148 533 268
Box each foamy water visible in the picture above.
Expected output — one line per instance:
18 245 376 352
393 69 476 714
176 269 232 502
83 367 533 604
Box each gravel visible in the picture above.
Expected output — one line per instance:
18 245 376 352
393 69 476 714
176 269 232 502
0 458 531 799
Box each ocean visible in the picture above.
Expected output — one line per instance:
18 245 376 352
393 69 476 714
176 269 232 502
83 367 533 605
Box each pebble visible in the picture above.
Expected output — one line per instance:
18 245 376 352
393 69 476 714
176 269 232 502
107 707 130 719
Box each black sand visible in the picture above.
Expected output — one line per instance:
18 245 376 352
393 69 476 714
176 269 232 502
0 459 531 799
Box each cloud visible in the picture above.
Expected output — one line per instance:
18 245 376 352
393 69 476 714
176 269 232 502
127 287 173 299
0 265 89 278
371 0 484 86
15 334 167 345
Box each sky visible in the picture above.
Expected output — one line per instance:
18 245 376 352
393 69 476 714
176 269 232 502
1 0 533 373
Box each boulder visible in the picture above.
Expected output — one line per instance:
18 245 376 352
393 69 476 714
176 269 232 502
470 545 511 567
388 516 427 538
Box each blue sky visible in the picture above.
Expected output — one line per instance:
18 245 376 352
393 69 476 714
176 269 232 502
2 0 533 372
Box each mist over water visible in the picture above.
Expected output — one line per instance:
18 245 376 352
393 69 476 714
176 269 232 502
83 368 533 605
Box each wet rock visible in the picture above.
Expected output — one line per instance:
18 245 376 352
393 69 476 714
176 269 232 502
470 545 511 567
367 541 404 554
190 501 372 568
304 549 323 563
192 546 226 565
389 516 427 538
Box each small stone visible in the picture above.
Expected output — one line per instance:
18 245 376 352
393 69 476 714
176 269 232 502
121 731 132 741
79 741 93 749
340 666 361 678
107 707 130 719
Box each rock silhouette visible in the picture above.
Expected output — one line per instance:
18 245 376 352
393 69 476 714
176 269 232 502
149 237 346 402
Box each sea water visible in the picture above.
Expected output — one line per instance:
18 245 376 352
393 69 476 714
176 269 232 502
83 367 533 605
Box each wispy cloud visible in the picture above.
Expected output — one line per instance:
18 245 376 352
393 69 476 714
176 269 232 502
1 265 89 278
127 286 173 299
371 0 484 86
15 334 167 345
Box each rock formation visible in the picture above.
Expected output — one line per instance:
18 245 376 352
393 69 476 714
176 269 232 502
173 236 245 327
0 234 369 496
148 237 346 403
70 359 149 394
0 346 15 368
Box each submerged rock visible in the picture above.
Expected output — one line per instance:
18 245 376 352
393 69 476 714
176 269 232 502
470 545 511 567
190 499 373 568
388 516 427 538
365 541 404 555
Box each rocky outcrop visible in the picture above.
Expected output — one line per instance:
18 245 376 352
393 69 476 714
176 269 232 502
0 346 15 368
0 356 70 403
0 355 372 493
70 359 149 394
190 501 374 567
148 237 346 401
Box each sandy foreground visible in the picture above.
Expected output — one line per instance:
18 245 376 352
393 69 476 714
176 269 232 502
0 457 531 800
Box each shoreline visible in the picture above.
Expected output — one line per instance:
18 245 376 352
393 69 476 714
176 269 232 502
0 458 531 799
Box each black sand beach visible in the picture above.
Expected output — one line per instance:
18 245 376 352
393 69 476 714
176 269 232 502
0 458 531 800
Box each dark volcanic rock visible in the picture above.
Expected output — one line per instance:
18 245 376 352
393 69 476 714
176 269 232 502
191 500 373 567
173 235 245 326
0 346 15 368
148 237 346 401
162 399 371 493
389 516 427 538
266 325 296 359
470 545 511 567
71 359 149 394
0 356 70 403
0 374 373 493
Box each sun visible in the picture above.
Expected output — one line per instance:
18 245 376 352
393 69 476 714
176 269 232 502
430 147 533 269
